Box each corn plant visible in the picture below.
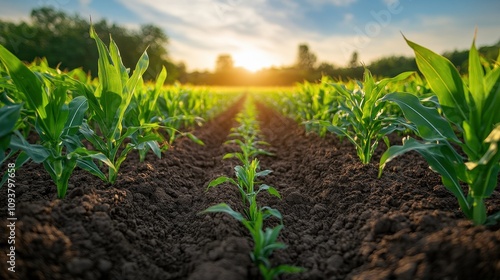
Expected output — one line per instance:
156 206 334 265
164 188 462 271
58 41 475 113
202 202 303 280
0 103 22 163
224 100 273 167
203 98 302 279
78 26 158 183
156 86 204 144
124 67 167 162
379 36 500 225
207 158 281 221
313 69 413 164
0 45 113 198
203 158 302 279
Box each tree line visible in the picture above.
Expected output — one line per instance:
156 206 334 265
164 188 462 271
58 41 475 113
1 7 498 86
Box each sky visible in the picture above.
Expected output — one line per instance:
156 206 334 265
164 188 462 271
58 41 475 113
0 0 499 72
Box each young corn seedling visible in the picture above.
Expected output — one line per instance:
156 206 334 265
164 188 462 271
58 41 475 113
379 35 500 225
224 99 273 167
312 69 413 165
124 67 167 162
206 158 281 222
156 85 204 145
0 45 113 198
203 159 302 279
78 26 159 183
202 202 304 280
203 99 303 279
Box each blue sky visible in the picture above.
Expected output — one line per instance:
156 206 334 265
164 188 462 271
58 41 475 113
1 0 499 71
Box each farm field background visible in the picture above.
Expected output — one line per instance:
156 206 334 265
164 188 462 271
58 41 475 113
1 2 500 280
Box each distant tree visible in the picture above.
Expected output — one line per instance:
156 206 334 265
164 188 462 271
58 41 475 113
368 56 416 77
0 7 174 81
296 44 317 71
348 51 359 68
443 50 469 73
317 62 336 76
215 54 234 72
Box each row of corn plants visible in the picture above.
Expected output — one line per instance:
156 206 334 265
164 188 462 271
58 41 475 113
262 35 500 225
0 26 236 198
202 96 303 279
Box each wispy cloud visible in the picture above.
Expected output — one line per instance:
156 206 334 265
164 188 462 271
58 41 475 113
382 0 399 6
307 0 357 7
58 0 500 71
116 0 307 70
79 0 92 8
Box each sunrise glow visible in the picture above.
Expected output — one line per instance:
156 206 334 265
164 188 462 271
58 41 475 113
233 49 272 72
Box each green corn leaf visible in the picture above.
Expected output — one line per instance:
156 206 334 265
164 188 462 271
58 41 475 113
256 170 272 177
63 96 88 136
0 151 30 187
259 184 281 199
380 137 471 218
185 132 204 146
468 38 486 117
482 67 500 131
201 203 244 222
261 206 283 220
76 158 107 182
381 92 459 142
0 45 47 120
90 26 123 136
265 264 306 276
44 85 69 141
263 242 287 255
405 36 469 125
9 131 49 163
222 153 237 160
79 122 107 152
466 124 500 169
264 224 284 245
0 104 22 138
485 210 500 226
146 140 162 159
207 176 236 189
108 35 129 83
72 148 116 171
150 66 167 114
235 165 250 188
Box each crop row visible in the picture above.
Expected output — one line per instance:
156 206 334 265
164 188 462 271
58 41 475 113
264 36 500 226
202 96 303 279
0 26 236 198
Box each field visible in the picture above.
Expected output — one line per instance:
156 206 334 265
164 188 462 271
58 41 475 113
1 29 500 280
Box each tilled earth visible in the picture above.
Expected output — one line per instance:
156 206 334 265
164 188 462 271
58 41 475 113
1 99 500 280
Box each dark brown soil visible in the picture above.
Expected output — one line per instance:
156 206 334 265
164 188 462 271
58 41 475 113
1 99 500 280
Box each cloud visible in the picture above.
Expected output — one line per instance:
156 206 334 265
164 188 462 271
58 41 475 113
79 0 92 8
307 0 357 7
343 13 354 24
114 0 500 71
382 0 399 6
115 0 306 70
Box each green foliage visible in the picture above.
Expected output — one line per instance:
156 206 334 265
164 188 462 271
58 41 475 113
79 25 156 183
380 36 500 225
203 98 302 279
0 44 112 198
0 103 22 163
224 99 273 166
0 24 236 198
207 159 280 221
314 69 413 164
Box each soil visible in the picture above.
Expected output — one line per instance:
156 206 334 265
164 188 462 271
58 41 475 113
1 97 500 280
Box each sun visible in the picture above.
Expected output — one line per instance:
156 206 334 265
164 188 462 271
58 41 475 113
233 49 270 72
